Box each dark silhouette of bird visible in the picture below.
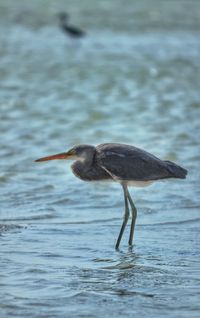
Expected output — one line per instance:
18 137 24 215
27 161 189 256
35 143 187 249
58 12 86 38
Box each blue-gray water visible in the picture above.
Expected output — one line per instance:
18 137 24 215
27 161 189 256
0 0 200 317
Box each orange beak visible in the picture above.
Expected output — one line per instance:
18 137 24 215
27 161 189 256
35 149 76 162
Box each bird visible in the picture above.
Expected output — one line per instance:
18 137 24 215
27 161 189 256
58 12 86 38
35 143 187 249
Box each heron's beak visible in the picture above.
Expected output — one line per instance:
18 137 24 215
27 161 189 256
35 149 76 162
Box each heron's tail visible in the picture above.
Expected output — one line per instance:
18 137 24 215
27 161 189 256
165 160 188 179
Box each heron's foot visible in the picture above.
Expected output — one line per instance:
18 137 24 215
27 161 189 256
128 237 134 247
128 245 133 252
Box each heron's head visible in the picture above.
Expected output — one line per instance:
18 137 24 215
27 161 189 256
35 144 95 163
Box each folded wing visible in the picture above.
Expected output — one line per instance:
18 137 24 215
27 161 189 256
96 143 186 181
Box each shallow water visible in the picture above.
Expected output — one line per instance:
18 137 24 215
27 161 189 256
0 0 200 317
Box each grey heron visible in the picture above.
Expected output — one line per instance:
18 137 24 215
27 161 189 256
35 143 187 249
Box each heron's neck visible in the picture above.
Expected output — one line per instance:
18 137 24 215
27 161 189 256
71 158 93 181
78 155 93 167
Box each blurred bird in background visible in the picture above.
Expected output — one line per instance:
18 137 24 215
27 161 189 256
58 12 86 38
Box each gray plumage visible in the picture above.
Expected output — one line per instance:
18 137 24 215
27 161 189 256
35 142 187 249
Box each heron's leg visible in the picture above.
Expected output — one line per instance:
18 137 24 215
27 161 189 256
127 189 137 246
115 185 130 250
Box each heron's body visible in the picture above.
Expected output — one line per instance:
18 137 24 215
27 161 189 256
71 143 186 183
35 143 187 249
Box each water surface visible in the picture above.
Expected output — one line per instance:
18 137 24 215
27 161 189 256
0 0 200 317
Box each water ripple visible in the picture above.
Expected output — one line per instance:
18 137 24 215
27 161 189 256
0 2 200 317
